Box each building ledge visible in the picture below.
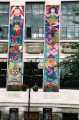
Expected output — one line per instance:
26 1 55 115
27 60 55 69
0 89 79 110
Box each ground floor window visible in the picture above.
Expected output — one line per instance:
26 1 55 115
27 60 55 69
60 43 79 89
0 61 43 89
0 62 7 88
23 62 43 88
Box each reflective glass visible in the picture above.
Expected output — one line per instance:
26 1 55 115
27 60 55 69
61 2 79 40
25 2 44 39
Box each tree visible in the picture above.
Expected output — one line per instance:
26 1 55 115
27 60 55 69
60 43 79 89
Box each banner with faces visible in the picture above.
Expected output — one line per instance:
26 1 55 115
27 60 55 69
7 6 24 87
44 5 60 92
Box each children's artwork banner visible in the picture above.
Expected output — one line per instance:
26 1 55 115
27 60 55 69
43 4 60 92
7 6 24 90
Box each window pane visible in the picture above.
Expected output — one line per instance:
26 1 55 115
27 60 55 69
61 1 79 40
0 13 9 25
26 27 31 38
26 4 32 13
0 3 9 40
32 4 39 15
74 26 79 39
0 26 8 39
39 4 44 14
61 27 67 40
0 62 7 88
0 43 8 53
25 2 44 39
25 13 32 26
23 62 43 88
0 3 9 12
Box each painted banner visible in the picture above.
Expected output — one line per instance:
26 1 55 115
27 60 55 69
7 6 24 90
44 4 60 92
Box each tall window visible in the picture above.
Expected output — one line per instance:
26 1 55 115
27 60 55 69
61 2 79 40
60 43 79 89
23 61 43 88
0 2 9 40
25 2 44 39
0 62 7 88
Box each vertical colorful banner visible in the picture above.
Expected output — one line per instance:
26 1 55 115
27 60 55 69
44 2 60 92
7 6 24 90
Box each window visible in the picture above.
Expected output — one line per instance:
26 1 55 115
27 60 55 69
0 2 9 40
25 2 44 39
60 43 79 89
26 27 31 38
23 61 43 88
0 62 7 88
61 2 79 40
0 43 8 53
9 108 19 120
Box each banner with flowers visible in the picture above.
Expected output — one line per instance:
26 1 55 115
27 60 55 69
44 5 60 92
7 6 24 90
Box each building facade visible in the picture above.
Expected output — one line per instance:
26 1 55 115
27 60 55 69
0 0 60 91
0 0 79 90
0 0 79 119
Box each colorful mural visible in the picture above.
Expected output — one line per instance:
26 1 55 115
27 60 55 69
7 6 24 90
44 5 60 92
